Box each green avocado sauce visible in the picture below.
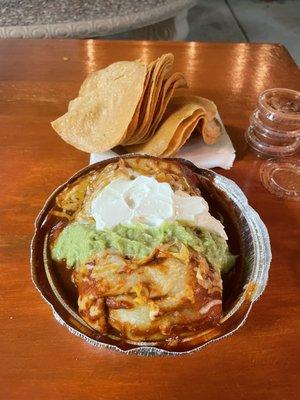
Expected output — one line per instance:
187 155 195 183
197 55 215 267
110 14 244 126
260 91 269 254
51 222 236 273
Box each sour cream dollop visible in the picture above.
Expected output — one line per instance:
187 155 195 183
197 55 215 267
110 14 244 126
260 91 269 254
91 176 227 239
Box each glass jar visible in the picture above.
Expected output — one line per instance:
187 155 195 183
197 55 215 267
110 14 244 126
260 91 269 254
245 88 300 201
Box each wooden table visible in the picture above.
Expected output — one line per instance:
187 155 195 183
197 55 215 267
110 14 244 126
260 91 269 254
0 39 299 400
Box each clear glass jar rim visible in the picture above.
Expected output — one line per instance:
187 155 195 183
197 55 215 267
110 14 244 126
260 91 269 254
259 88 300 122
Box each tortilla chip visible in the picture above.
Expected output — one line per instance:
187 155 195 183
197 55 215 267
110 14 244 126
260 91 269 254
162 110 204 157
172 93 221 144
127 93 222 156
52 60 147 153
51 54 221 156
122 60 156 144
126 53 174 145
123 70 186 146
127 101 201 156
140 72 187 144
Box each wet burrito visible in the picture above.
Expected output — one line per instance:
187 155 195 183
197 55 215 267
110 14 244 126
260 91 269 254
49 157 236 342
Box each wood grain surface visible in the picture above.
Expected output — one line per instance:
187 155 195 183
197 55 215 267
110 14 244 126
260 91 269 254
0 39 299 400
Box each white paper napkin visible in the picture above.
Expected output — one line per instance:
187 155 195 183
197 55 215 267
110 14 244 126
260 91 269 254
90 113 235 170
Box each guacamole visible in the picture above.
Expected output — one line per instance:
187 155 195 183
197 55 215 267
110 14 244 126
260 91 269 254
51 222 236 273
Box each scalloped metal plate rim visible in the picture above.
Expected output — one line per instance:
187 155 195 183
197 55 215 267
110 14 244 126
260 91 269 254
30 155 272 356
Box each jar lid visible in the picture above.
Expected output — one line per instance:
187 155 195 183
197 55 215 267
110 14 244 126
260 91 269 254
260 158 300 201
259 88 300 125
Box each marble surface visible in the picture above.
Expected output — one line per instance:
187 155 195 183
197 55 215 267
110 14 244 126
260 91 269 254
0 0 196 38
0 0 298 63
0 0 194 26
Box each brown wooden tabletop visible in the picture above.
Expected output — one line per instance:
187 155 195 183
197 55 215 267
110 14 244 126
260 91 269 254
0 39 299 400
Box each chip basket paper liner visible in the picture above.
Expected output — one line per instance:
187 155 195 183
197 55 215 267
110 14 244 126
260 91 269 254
31 157 271 356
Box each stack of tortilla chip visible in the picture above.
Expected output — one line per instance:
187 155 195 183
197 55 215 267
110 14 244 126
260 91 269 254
52 54 187 153
126 93 222 156
51 53 222 156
